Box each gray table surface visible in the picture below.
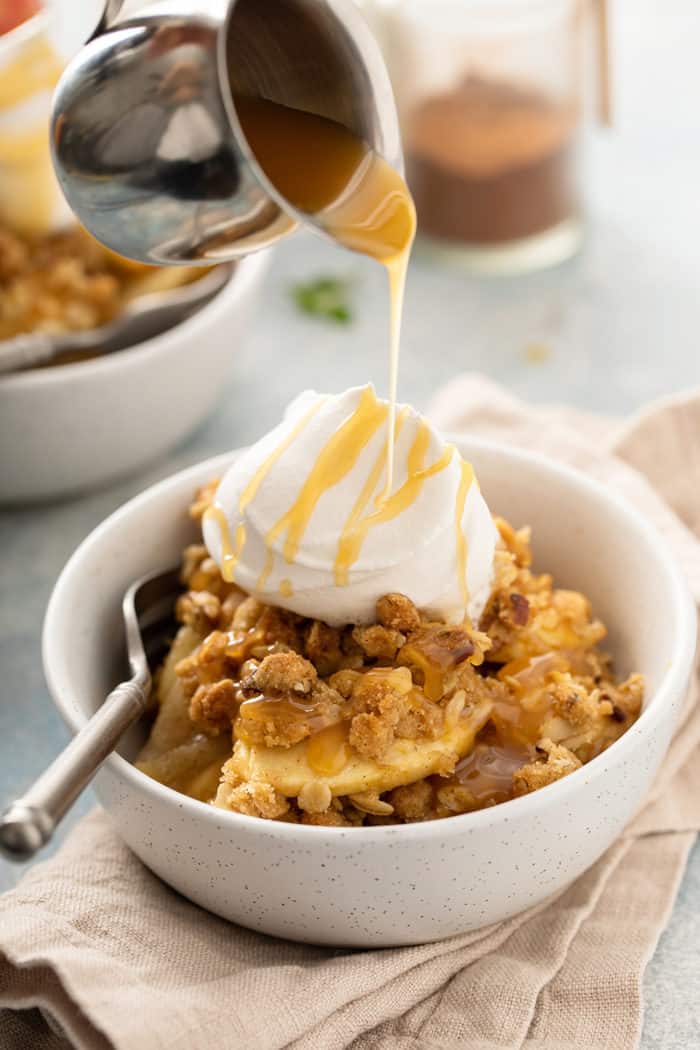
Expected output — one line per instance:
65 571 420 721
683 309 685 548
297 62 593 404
2 4 700 1043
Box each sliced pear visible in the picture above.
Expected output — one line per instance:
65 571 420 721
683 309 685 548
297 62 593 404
137 623 234 800
226 699 493 800
137 624 204 763
138 734 232 802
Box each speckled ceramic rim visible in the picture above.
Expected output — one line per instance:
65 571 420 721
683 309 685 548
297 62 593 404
0 250 271 390
42 440 697 840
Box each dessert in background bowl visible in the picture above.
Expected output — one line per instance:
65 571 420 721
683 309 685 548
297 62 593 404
0 8 221 358
0 222 210 348
42 427 696 946
0 4 271 503
0 216 270 502
0 248 270 503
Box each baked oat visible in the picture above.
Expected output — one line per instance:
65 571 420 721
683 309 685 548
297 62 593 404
0 223 204 344
135 483 643 825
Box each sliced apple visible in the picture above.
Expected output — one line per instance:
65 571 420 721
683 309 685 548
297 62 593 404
137 624 204 762
138 734 232 802
225 699 493 800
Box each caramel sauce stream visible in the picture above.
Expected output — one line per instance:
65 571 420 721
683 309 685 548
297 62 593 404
333 405 410 586
207 97 475 608
235 97 416 492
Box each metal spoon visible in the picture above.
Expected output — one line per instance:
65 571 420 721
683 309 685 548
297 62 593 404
0 264 233 376
0 567 181 861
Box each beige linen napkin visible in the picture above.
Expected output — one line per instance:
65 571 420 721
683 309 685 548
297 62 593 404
2 375 699 1050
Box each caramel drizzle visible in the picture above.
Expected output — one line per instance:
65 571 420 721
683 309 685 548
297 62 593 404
384 253 410 497
205 396 324 582
257 386 389 590
196 95 469 607
323 177 414 497
207 387 476 611
205 506 245 583
334 417 455 586
333 405 410 587
454 459 475 606
229 98 417 529
309 139 416 496
306 722 349 776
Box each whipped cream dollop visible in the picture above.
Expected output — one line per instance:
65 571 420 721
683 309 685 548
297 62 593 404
203 386 498 627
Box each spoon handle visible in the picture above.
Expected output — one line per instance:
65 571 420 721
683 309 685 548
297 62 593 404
0 676 149 861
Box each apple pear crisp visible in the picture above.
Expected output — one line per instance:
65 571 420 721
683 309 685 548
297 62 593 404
0 223 206 343
135 481 643 826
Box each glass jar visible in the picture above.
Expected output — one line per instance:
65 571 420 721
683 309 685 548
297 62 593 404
369 0 591 274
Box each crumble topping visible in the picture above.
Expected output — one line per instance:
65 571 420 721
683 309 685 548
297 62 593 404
512 738 582 795
0 226 122 340
236 652 345 750
135 483 644 825
305 621 344 675
352 624 406 661
376 592 422 633
216 778 291 820
0 224 205 346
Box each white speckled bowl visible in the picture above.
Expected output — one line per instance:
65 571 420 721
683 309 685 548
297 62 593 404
0 251 270 504
42 441 696 947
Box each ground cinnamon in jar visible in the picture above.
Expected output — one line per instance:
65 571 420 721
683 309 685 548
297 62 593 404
405 75 579 246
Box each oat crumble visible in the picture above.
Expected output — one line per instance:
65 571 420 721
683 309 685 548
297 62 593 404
135 482 644 825
0 223 204 347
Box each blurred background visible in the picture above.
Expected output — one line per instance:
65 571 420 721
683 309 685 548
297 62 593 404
1 3 700 1041
3 1 700 412
3 1 699 429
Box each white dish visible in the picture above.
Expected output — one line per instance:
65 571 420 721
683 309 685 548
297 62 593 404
42 440 696 947
0 250 270 503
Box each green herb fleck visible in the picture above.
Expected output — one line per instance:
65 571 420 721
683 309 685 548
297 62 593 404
292 276 353 324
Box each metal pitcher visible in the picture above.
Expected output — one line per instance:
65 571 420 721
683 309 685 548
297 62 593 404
50 0 402 264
